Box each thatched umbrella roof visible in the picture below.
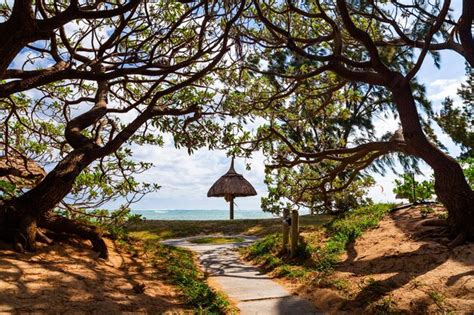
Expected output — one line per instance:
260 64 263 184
207 158 257 198
0 155 46 188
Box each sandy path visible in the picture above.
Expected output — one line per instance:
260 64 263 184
162 236 320 315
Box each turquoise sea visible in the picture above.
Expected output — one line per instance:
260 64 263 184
132 209 279 220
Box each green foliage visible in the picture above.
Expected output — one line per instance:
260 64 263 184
245 233 281 258
393 173 435 203
223 26 432 217
420 206 435 218
368 296 399 314
326 278 350 292
0 180 17 200
323 203 393 267
460 158 474 189
435 66 474 158
274 264 308 279
144 242 234 314
262 164 375 215
393 160 472 205
1 92 160 235
1 0 243 240
427 290 445 304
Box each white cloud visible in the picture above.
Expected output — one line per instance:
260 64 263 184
126 136 267 210
427 77 466 111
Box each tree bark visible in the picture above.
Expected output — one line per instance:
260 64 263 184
40 214 108 258
0 105 154 258
6 149 91 217
391 77 474 239
0 1 49 74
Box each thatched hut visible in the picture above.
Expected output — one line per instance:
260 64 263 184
207 158 257 219
0 155 46 189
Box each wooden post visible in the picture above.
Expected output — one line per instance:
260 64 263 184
290 209 299 257
282 208 289 252
229 196 234 220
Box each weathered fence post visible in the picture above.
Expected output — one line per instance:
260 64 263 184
290 209 299 257
282 208 290 252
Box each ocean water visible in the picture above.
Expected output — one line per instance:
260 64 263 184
132 209 278 220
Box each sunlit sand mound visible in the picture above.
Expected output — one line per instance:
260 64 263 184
0 239 189 314
300 205 474 313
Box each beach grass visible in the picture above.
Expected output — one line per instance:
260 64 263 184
242 204 394 278
122 231 237 314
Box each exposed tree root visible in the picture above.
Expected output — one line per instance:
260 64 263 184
0 212 108 259
39 215 108 259
421 218 448 227
390 201 440 212
448 233 466 248
17 215 37 251
36 228 53 244
413 227 450 241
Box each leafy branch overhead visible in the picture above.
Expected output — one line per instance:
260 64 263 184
0 0 247 258
226 0 474 239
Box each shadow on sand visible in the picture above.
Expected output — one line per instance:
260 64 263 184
0 239 187 313
330 207 474 312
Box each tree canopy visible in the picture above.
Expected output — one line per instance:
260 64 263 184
224 0 473 239
0 0 246 257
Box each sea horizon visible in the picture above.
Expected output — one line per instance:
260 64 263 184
131 208 283 220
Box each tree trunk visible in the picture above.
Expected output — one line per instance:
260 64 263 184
0 106 153 258
391 78 474 239
0 2 50 75
6 149 90 217
0 147 109 258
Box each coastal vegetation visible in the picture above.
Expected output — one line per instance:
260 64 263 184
241 203 474 313
128 215 333 241
0 0 246 258
0 0 473 257
227 1 474 241
242 204 393 278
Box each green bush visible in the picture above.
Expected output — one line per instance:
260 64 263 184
319 203 392 270
246 233 281 259
460 158 474 189
393 173 435 203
